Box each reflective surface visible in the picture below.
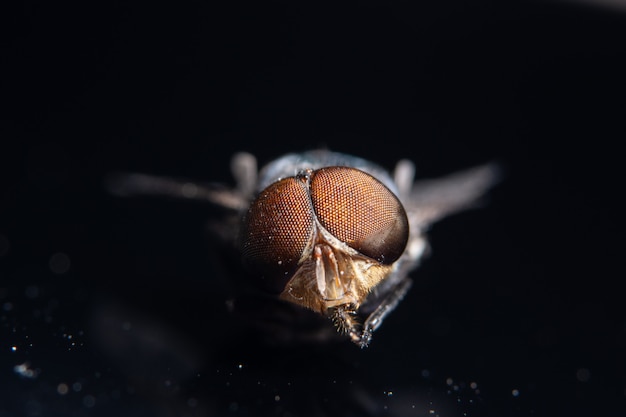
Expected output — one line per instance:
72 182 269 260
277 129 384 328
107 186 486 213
108 150 497 347
2 1 626 416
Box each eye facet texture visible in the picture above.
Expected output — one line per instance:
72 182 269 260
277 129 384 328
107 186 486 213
310 167 408 264
240 177 314 290
240 167 409 291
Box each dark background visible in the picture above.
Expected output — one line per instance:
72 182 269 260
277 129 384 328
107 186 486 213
1 0 625 416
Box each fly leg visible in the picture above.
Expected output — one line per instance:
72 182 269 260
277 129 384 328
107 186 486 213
359 277 413 348
330 277 412 348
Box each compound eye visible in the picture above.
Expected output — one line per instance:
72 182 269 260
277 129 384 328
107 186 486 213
310 167 409 264
240 177 314 292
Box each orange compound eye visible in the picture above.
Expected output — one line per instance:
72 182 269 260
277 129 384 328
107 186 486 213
240 176 315 292
240 166 409 293
309 167 408 264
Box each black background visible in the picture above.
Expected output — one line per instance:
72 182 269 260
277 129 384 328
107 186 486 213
1 1 625 416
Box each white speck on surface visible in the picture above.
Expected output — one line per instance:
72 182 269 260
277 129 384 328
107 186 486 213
14 362 39 378
57 383 69 395
512 389 520 397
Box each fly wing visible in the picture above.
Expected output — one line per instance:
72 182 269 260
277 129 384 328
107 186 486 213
104 172 248 211
360 161 501 315
104 172 248 247
104 153 258 212
406 162 501 232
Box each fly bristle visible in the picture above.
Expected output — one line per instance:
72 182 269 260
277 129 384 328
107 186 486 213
330 305 363 345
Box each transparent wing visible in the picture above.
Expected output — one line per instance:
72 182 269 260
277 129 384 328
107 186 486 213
104 172 248 211
103 153 259 212
357 161 501 345
404 162 502 232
